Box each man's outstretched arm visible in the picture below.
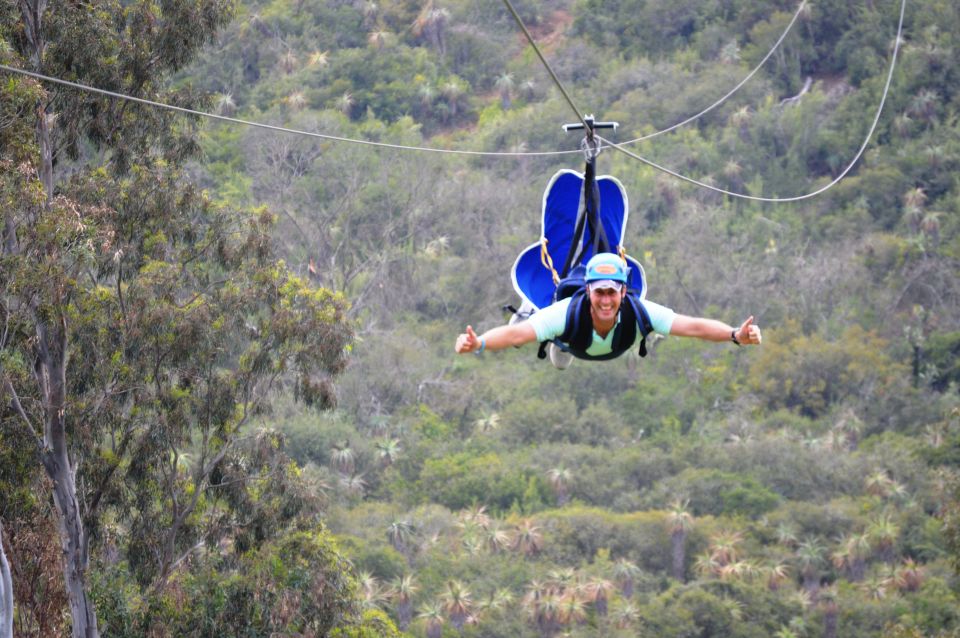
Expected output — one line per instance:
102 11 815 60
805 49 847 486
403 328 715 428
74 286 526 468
455 322 538 354
669 315 762 345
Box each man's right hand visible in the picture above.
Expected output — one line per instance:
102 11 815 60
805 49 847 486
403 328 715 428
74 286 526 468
455 325 481 354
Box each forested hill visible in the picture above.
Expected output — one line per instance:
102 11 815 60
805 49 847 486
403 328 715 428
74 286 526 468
1 0 959 636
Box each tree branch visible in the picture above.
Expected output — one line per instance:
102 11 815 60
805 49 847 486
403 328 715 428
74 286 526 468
1 376 43 451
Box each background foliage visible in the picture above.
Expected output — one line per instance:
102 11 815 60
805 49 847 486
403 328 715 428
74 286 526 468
2 0 960 636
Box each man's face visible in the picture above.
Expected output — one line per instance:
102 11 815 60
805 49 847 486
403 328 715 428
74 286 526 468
587 281 626 324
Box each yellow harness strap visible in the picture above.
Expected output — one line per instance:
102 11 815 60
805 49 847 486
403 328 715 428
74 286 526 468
540 238 561 285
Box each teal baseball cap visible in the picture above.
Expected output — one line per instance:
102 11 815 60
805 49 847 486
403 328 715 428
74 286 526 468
585 252 629 284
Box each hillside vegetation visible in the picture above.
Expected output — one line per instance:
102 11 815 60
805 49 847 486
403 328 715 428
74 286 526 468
2 0 960 636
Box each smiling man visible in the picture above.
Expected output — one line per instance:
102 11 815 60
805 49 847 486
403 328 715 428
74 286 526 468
455 252 761 367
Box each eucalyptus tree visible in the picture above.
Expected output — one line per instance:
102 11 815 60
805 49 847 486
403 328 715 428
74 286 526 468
0 521 11 638
1 2 354 635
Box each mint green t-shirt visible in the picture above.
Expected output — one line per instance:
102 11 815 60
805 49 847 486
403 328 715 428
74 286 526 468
527 296 675 357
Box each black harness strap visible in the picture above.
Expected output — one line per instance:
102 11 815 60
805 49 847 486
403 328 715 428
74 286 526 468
558 155 611 279
544 289 653 361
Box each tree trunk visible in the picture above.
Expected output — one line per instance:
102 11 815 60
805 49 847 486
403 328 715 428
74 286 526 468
671 530 686 582
38 319 100 638
397 600 412 630
0 521 13 638
823 606 838 638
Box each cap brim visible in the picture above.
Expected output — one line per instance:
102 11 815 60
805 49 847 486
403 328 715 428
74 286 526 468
588 279 622 291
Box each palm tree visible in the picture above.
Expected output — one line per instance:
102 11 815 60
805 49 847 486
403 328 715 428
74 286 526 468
719 560 758 582
375 438 402 467
285 91 306 111
418 601 445 638
920 210 943 242
331 444 355 474
866 470 897 498
441 78 466 119
795 537 826 595
361 0 378 27
418 83 436 108
358 571 389 610
719 39 740 64
473 412 500 434
584 578 615 616
213 93 236 116
833 409 863 450
519 78 537 100
894 558 924 592
440 580 473 632
367 29 391 49
892 112 913 138
338 473 367 498
708 529 742 567
495 72 514 109
523 586 560 638
387 520 414 554
611 600 641 629
459 505 491 529
845 532 871 581
558 594 586 627
413 1 450 54
485 521 512 554
818 586 840 638
667 500 694 581
335 92 354 117
867 515 900 564
694 551 721 579
278 50 298 74
762 560 791 591
861 571 892 600
612 558 641 598
307 50 329 67
729 105 753 140
546 467 573 506
513 518 543 557
776 522 799 548
908 88 939 124
391 574 418 630
476 587 514 621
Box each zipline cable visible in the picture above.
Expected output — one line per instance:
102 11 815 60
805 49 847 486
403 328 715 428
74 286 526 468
499 0 589 133
0 0 807 161
505 0 906 203
619 0 807 145
0 63 579 157
598 0 905 203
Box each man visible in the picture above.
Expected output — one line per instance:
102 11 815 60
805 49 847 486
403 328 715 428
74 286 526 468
454 252 761 364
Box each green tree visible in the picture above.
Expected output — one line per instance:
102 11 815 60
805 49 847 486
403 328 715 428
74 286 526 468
0 520 11 638
613 558 642 599
440 579 472 632
1 2 355 635
390 574 418 631
667 499 694 582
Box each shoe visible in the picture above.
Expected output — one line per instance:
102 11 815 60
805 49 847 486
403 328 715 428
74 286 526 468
548 343 574 370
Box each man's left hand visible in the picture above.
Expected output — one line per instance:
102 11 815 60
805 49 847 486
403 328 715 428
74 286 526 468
736 316 762 345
